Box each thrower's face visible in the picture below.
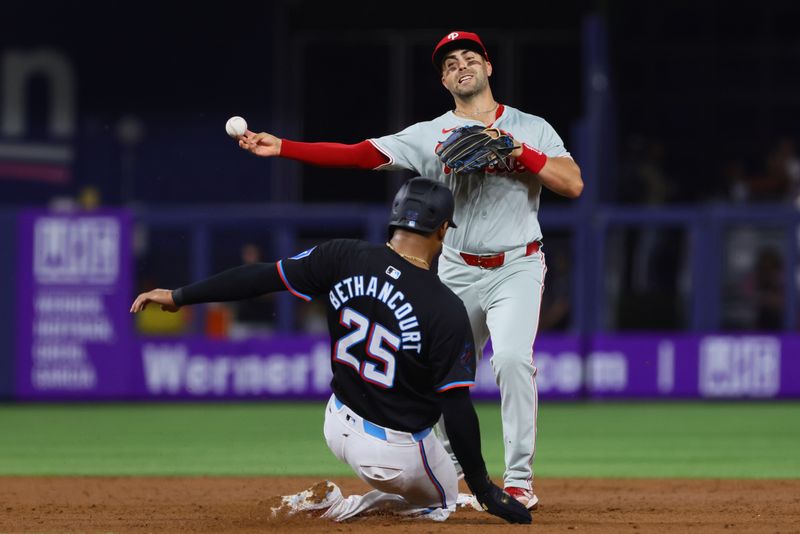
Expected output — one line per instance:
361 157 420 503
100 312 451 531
441 49 492 99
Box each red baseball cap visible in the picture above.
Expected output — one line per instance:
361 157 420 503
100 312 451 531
432 30 489 70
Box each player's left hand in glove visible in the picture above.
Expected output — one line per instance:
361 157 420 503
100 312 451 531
466 473 532 524
435 125 516 174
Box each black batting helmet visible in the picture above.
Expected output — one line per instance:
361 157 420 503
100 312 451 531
388 177 458 234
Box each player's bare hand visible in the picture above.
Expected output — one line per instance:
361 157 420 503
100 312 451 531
238 130 281 157
130 289 179 313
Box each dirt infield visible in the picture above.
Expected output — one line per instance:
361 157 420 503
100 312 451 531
1 477 798 533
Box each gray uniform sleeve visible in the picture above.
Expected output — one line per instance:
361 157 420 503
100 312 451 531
536 120 571 158
370 122 429 173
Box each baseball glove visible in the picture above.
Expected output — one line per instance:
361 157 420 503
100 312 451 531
435 125 516 174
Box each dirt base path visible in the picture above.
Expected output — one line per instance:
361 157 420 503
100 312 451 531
2 477 798 533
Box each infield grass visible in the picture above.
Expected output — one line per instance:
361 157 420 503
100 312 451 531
1 401 798 478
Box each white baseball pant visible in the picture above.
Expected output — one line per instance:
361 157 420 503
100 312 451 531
321 394 459 521
436 242 545 491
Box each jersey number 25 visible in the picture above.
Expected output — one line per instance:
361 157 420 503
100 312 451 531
333 307 399 388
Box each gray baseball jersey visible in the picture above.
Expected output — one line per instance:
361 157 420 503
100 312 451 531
370 104 570 254
370 104 569 493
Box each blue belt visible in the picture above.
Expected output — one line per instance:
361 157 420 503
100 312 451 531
334 397 431 442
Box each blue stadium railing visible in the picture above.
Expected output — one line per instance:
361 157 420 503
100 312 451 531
135 202 800 334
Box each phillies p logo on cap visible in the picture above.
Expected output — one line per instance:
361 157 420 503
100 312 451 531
432 30 489 69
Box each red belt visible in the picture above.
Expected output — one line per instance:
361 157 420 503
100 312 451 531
459 241 540 269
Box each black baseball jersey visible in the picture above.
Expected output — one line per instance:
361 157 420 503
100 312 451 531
278 239 476 433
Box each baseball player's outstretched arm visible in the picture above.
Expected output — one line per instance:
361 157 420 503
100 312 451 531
239 130 389 169
130 262 285 313
439 388 532 524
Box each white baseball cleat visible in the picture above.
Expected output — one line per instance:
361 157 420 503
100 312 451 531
503 487 539 510
270 480 343 517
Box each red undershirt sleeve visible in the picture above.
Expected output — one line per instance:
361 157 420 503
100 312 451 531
279 139 390 170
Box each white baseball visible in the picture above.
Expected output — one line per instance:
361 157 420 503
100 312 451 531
225 116 247 138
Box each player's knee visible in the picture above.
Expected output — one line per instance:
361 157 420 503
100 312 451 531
490 348 534 375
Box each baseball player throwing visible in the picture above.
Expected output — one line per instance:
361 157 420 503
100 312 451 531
237 30 583 508
130 178 531 524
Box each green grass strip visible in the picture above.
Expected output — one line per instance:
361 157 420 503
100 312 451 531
0 401 797 478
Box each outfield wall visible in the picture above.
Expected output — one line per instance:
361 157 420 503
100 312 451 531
14 332 799 401
10 210 800 401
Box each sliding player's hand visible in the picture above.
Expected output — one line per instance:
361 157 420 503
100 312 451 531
130 289 179 313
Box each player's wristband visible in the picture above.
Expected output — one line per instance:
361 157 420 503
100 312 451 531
171 288 185 307
518 143 548 174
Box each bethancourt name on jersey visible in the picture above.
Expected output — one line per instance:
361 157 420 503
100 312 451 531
328 274 422 353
